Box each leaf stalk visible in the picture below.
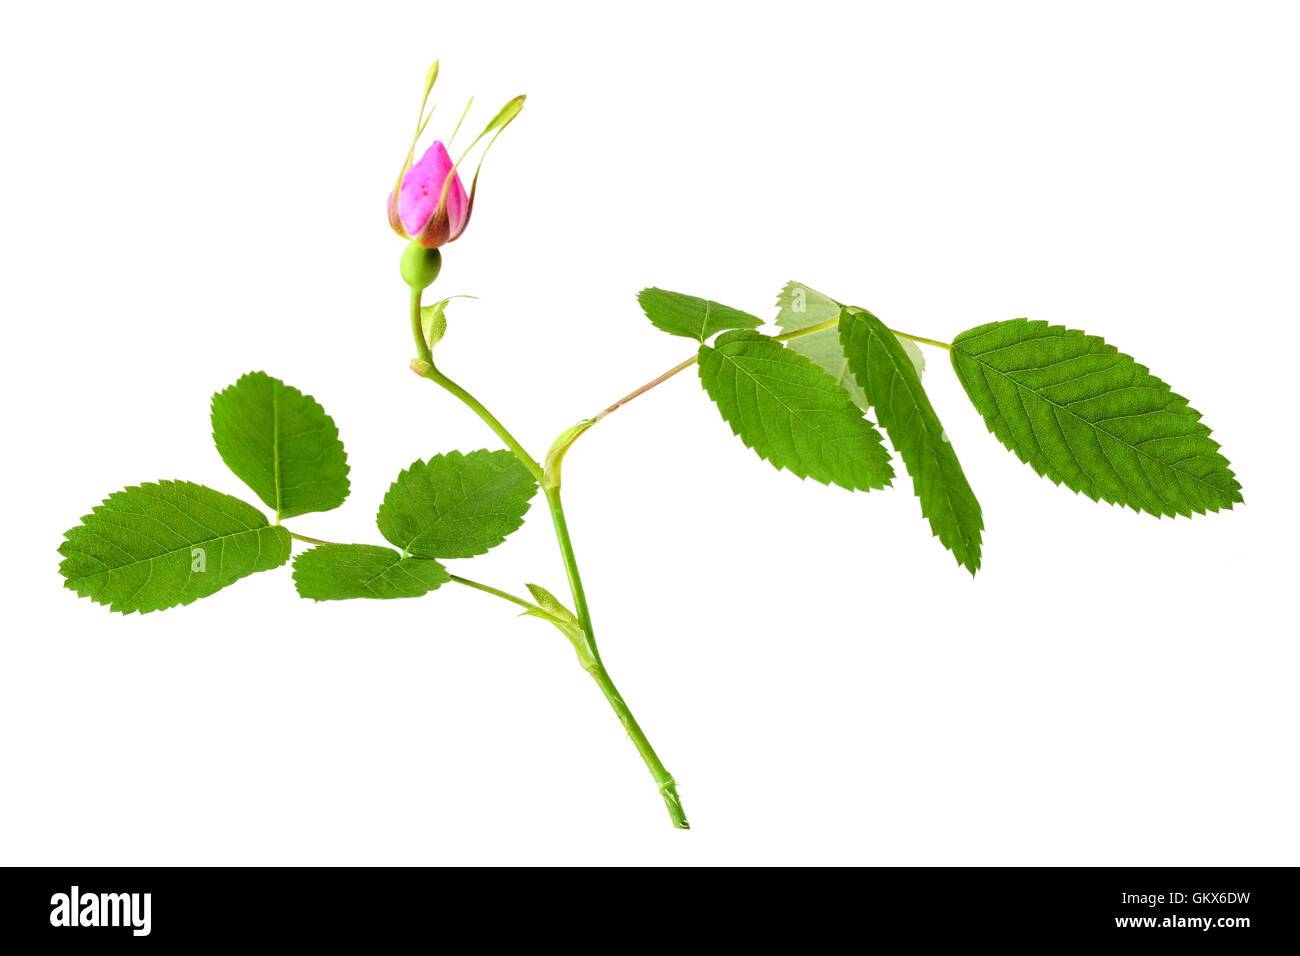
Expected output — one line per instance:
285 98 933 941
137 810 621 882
570 317 953 451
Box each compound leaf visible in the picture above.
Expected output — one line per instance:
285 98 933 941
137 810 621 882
697 330 893 491
58 480 291 614
638 288 762 342
377 450 538 559
840 307 983 572
951 319 1242 516
775 280 924 410
211 371 350 521
292 544 449 601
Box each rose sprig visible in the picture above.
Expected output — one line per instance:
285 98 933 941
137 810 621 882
58 62 1241 829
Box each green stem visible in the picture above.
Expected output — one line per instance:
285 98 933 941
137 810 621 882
408 285 688 829
771 316 838 342
889 328 953 351
287 530 334 546
446 573 537 612
410 287 435 366
543 482 688 827
543 485 598 661
411 289 544 483
589 354 699 424
589 661 690 828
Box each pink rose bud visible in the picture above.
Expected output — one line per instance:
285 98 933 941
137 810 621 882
388 141 470 249
387 64 525 251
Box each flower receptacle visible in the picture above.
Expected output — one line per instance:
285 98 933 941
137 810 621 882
400 241 442 290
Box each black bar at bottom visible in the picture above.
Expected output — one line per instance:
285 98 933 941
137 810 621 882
0 866 1294 945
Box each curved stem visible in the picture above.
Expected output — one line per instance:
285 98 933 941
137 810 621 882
426 365 545 483
411 289 544 483
407 285 689 828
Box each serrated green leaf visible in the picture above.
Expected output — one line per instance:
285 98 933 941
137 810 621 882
951 319 1242 516
211 371 350 521
697 330 894 491
58 480 291 614
638 288 762 342
775 280 924 409
377 450 539 559
840 307 983 572
292 544 449 601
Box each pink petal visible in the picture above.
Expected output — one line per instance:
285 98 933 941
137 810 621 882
397 141 468 237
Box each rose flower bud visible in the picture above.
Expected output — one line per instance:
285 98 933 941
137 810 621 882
390 142 469 249
387 62 525 251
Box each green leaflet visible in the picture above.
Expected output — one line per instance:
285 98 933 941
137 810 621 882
775 280 924 409
292 544 449 601
377 449 539 559
951 319 1242 516
211 371 350 521
697 330 894 491
58 480 291 614
840 308 983 573
638 288 762 342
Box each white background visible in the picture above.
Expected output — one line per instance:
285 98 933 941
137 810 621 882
2 1 1296 866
